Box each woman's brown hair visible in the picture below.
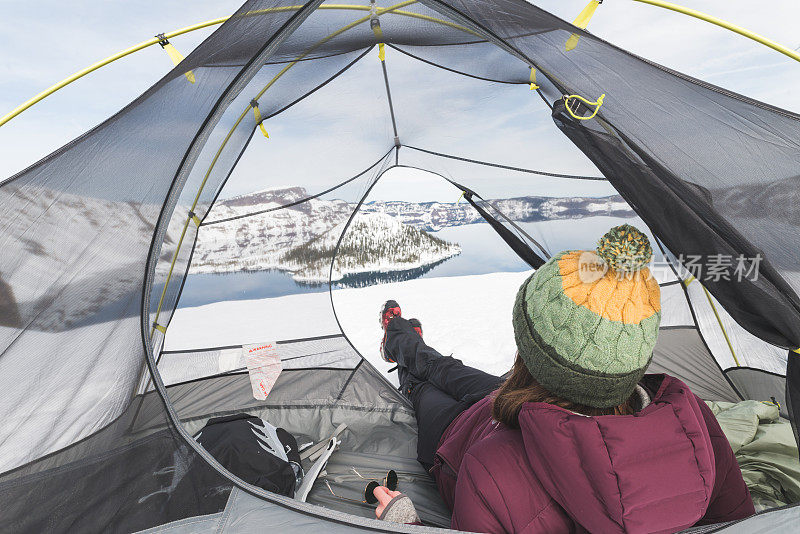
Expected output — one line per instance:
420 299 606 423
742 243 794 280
492 353 636 429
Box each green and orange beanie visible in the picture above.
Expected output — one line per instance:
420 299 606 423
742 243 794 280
512 224 661 408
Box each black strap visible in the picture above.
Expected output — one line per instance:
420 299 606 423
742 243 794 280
451 182 545 269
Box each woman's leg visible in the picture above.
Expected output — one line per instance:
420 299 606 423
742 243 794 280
384 316 502 402
383 316 503 469
405 376 472 471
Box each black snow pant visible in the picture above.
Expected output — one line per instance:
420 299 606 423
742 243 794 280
383 317 503 472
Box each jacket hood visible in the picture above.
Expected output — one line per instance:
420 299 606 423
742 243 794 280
518 375 717 534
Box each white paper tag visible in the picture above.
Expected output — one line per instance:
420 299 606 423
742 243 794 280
243 342 282 400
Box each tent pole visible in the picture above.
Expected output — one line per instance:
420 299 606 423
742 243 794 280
148 0 444 336
0 2 479 129
633 0 800 64
0 16 223 128
5 1 797 129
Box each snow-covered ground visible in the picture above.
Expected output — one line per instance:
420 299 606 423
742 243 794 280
165 270 533 384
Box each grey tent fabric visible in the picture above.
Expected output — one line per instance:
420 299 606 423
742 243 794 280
162 336 452 527
2 0 799 531
727 368 788 419
649 327 740 403
0 0 324 471
136 487 461 534
422 0 800 349
694 503 800 533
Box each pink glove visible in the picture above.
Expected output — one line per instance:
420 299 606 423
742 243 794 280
373 485 421 524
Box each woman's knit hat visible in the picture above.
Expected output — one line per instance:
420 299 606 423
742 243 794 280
512 224 661 408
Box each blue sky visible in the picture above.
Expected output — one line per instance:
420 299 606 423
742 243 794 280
2 1 799 201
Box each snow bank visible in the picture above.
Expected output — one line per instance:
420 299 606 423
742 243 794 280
165 270 533 384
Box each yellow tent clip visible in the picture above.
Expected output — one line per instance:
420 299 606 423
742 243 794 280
371 17 386 61
153 322 167 335
188 211 202 227
529 67 540 90
573 0 602 29
566 0 602 51
564 92 605 121
456 190 466 204
565 35 581 52
250 100 269 138
156 33 195 83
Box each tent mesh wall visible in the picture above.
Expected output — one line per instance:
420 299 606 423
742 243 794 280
1 0 799 531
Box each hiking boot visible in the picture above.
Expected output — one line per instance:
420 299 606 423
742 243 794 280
408 318 423 338
379 300 402 329
379 300 402 363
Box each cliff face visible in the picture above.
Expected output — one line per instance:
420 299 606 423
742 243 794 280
191 194 351 274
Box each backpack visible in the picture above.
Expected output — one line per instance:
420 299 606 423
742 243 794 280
195 413 302 497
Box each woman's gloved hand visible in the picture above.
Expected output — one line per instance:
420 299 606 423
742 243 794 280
373 485 421 524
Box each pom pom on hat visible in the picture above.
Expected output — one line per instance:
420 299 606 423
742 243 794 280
596 224 653 273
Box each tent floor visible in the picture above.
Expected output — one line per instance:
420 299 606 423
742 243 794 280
179 389 452 526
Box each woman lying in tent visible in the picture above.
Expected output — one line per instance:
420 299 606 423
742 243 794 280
370 225 755 533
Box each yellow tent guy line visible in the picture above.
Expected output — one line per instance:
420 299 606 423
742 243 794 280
0 7 271 128
149 210 195 337
150 0 443 334
573 0 602 30
0 13 227 128
633 0 800 64
372 17 387 61
192 0 425 216
529 67 539 90
1 2 475 128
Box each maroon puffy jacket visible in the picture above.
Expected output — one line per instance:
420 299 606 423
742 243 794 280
432 374 754 533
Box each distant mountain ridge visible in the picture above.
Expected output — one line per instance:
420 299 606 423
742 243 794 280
205 186 634 231
359 195 633 231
